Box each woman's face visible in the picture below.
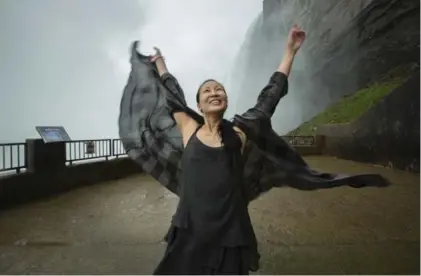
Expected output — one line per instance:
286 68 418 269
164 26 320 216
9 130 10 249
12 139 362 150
197 80 228 115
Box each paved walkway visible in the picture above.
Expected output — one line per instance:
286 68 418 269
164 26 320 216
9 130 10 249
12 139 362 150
0 156 419 274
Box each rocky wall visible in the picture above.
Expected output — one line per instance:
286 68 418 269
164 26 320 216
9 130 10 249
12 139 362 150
318 72 420 172
231 0 419 134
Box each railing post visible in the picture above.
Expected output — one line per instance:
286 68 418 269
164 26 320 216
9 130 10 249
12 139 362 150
109 139 113 158
24 143 28 170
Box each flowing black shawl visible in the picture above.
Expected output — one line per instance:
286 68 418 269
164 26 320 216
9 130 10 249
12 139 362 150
119 41 388 202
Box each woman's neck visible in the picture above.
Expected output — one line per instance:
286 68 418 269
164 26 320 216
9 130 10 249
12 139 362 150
203 115 222 135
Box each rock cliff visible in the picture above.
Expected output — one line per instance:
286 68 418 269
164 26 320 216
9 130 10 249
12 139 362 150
230 0 419 134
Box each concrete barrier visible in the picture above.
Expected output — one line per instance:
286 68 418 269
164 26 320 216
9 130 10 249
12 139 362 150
0 158 141 209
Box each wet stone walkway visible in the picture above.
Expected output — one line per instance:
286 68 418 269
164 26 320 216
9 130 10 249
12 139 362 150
0 156 419 274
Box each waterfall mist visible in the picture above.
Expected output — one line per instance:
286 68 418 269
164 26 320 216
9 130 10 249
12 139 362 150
108 0 262 119
0 0 262 143
229 0 371 134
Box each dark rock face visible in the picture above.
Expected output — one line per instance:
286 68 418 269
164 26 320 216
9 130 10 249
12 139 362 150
230 0 420 134
310 0 420 99
318 72 420 172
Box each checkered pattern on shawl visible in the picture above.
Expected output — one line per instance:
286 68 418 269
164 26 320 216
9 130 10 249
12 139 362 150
119 41 389 202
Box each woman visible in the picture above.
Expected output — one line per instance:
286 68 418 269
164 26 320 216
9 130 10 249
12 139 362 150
119 25 388 274
149 25 306 275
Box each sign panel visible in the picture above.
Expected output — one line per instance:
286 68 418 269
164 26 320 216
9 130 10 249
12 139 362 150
36 126 71 143
85 141 95 154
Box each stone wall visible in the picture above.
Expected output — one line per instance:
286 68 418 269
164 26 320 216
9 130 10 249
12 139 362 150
317 72 420 172
0 158 141 209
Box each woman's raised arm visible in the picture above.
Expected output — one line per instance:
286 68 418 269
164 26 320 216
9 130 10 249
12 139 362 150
150 49 198 145
233 25 306 142
258 25 306 117
278 25 306 76
239 25 306 121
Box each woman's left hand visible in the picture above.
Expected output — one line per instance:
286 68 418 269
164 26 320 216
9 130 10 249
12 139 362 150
286 25 306 53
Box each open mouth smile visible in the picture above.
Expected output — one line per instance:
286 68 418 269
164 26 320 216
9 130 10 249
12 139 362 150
209 99 222 105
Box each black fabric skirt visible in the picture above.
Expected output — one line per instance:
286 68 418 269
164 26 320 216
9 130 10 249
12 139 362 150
153 226 251 275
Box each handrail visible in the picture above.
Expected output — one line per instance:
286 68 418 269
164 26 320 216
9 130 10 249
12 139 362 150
0 136 316 173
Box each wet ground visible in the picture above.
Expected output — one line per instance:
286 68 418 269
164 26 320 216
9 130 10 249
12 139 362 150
0 156 419 274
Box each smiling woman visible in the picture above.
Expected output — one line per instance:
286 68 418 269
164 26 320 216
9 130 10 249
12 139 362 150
118 30 390 275
149 26 305 275
117 2 391 274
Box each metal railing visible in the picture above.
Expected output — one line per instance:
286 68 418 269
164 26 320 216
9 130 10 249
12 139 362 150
65 139 127 165
66 139 112 165
112 139 126 157
0 143 26 173
0 139 128 173
0 136 317 173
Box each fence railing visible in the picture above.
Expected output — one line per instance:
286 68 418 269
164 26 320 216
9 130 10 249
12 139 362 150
0 136 318 174
112 139 126 157
66 139 112 165
0 143 27 173
0 139 127 173
65 139 128 165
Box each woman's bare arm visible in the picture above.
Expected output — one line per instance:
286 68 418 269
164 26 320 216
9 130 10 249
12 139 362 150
233 126 247 153
277 48 296 77
278 25 305 76
151 50 198 145
234 25 306 145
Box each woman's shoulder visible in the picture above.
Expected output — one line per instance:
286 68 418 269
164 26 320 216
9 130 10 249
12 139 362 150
232 126 247 153
180 117 200 148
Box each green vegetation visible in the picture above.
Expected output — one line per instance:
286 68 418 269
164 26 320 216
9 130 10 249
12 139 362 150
288 78 405 136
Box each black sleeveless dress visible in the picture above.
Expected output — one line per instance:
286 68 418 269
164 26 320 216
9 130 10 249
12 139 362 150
153 126 259 275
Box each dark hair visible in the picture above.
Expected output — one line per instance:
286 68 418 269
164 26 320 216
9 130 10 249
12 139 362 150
196 79 220 103
196 80 242 167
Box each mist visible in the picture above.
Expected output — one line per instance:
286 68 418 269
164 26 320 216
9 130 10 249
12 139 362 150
0 0 262 143
228 4 320 134
230 1 364 134
229 5 317 134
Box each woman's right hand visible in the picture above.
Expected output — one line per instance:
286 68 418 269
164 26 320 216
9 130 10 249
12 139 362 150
150 47 163 63
150 47 168 76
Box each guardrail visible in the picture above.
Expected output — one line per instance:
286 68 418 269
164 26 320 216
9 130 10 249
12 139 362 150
112 139 126 157
0 139 128 173
0 136 318 173
66 139 112 165
65 139 129 165
0 143 26 173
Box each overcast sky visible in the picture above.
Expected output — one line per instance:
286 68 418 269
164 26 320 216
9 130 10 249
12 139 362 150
0 0 262 142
